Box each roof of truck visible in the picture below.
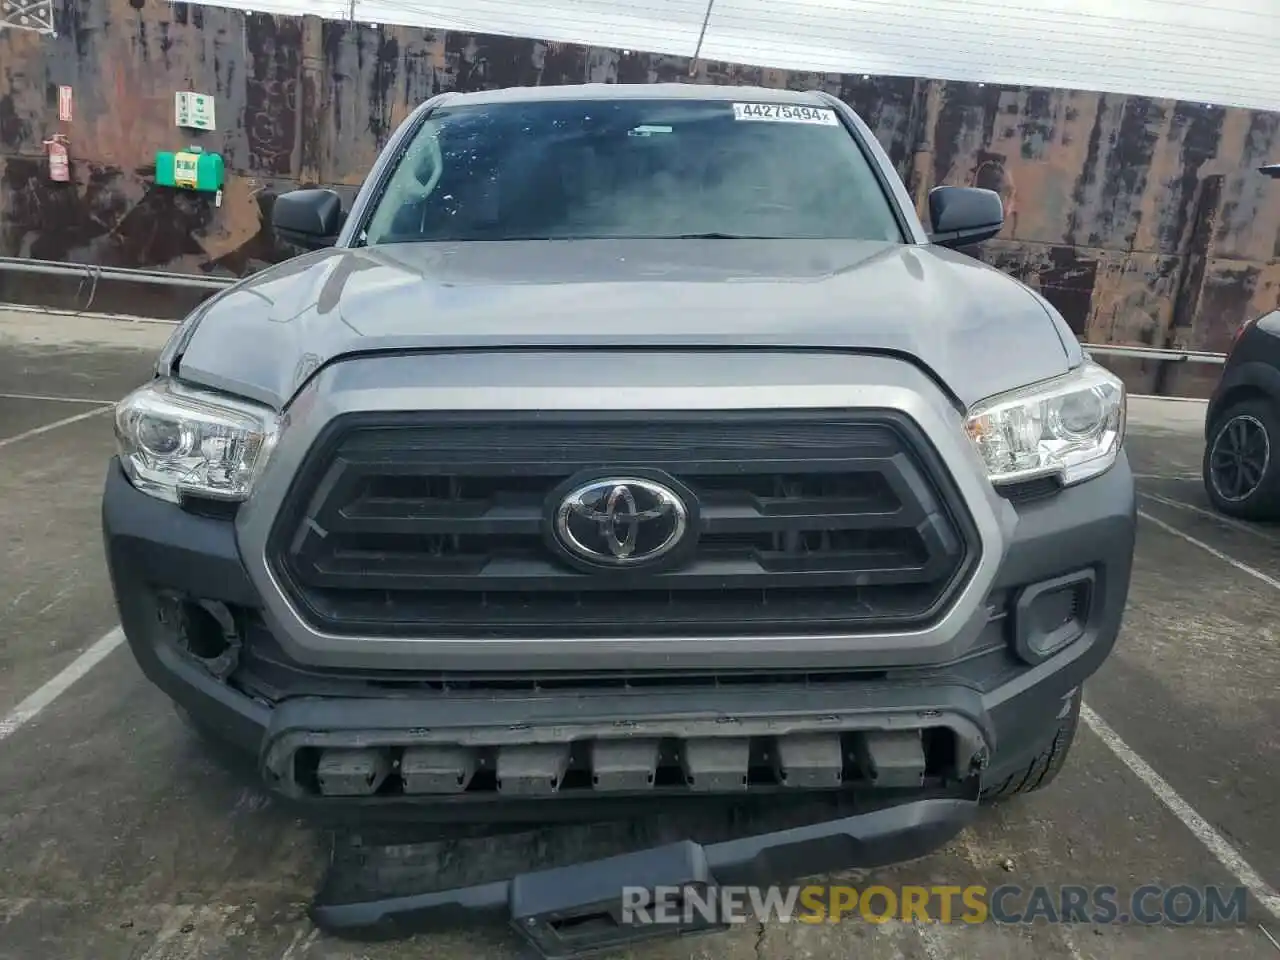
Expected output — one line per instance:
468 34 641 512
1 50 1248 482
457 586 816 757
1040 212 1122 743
433 82 831 107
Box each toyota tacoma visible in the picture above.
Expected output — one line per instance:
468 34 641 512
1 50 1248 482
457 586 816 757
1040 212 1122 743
102 83 1135 953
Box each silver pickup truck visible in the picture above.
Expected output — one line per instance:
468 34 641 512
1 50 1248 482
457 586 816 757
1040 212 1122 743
102 82 1135 955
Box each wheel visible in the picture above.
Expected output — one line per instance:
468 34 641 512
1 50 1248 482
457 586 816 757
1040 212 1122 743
980 687 1080 803
1203 398 1280 519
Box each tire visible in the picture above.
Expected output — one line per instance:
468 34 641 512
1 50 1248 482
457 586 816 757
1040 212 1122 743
1203 398 1280 520
980 687 1080 803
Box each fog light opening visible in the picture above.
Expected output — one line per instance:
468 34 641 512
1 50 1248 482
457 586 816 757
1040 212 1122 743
162 595 242 679
1012 569 1095 665
183 602 229 659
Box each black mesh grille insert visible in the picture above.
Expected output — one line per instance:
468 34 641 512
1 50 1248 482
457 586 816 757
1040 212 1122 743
267 410 980 637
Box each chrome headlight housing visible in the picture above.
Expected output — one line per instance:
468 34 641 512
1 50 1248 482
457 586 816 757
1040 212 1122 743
964 360 1126 487
114 379 280 503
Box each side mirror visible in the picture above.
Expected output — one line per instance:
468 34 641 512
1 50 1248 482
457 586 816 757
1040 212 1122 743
1261 163 1280 179
272 188 345 250
927 186 1004 248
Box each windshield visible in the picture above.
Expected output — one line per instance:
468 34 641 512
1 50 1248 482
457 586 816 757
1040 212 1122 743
359 98 906 244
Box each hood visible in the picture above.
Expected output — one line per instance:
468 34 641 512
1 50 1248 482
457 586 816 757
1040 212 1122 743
169 238 1076 410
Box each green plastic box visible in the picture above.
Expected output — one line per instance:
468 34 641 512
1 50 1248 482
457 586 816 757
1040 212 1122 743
156 147 224 193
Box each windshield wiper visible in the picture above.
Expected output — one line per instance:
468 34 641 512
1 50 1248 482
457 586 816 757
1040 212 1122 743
660 232 778 240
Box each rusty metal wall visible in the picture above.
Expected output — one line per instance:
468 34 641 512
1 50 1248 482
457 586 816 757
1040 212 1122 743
2 0 1278 393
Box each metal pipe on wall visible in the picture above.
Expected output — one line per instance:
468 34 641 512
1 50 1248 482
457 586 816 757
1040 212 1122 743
0 257 236 291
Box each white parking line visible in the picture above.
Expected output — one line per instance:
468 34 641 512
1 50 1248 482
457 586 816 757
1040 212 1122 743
0 391 115 405
0 404 111 449
1141 491 1280 542
1105 507 1280 919
1259 923 1280 951
1138 509 1280 590
0 628 125 742
1081 704 1280 920
278 927 320 959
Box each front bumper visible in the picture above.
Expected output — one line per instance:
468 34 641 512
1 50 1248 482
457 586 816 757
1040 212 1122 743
104 447 1133 949
103 445 1135 789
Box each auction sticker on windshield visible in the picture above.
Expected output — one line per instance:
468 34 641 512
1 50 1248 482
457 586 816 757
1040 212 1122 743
732 103 839 125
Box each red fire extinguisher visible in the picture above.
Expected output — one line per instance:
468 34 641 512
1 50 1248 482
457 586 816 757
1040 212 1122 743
44 135 70 183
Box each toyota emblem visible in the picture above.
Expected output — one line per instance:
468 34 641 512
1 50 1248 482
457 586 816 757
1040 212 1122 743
553 477 690 569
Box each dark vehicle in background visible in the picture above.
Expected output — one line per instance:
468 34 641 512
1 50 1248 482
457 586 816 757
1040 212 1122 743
103 84 1135 953
1201 163 1280 519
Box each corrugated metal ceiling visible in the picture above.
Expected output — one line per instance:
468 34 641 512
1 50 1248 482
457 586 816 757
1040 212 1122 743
181 0 1280 112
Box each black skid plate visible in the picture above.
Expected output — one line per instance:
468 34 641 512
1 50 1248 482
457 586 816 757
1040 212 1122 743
509 842 728 957
308 785 978 958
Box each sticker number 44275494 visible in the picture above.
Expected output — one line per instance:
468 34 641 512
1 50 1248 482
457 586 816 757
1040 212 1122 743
732 102 838 125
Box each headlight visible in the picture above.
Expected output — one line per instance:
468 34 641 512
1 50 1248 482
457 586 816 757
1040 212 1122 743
964 360 1125 486
114 379 280 503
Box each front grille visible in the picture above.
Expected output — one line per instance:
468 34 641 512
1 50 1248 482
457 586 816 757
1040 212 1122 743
267 410 981 637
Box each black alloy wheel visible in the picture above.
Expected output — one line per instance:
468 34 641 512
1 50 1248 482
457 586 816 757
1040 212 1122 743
1203 398 1280 519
